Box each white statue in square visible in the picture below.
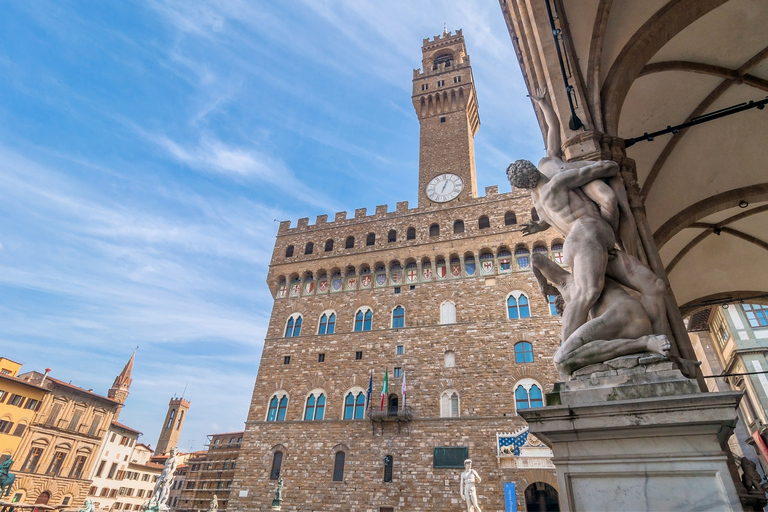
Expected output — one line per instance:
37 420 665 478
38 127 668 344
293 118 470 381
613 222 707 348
459 459 482 512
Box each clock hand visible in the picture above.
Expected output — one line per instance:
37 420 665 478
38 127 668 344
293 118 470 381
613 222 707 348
441 181 449 193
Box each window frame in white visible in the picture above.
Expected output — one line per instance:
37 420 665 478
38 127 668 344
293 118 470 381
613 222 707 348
440 301 456 325
440 389 460 418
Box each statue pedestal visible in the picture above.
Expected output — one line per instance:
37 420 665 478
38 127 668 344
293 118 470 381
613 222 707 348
521 356 745 511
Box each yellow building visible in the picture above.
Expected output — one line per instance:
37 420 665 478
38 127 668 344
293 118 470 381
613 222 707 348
0 358 48 462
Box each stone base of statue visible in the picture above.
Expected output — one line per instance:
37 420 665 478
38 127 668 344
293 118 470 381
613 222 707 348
520 353 745 511
270 501 281 510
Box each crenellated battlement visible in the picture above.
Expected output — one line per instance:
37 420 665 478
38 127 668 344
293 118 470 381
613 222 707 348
276 184 521 235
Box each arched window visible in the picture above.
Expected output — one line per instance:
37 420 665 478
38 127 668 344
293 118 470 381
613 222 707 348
453 220 464 233
284 315 302 337
304 242 314 255
324 239 334 252
441 390 460 417
478 215 490 229
345 236 355 249
504 211 517 225
551 243 564 264
407 227 416 240
440 301 456 325
267 394 288 421
429 224 440 237
383 455 393 483
507 293 530 319
333 452 345 481
514 341 534 363
548 295 559 316
354 308 373 332
515 380 545 411
166 409 176 429
444 350 455 368
515 246 531 269
388 230 397 243
285 245 294 257
270 451 282 480
433 51 453 69
343 391 366 419
533 244 548 256
366 233 376 246
304 393 325 421
392 306 404 328
531 208 540 222
318 313 336 335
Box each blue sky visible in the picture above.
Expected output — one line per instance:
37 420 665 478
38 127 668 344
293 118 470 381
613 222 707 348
0 1 542 451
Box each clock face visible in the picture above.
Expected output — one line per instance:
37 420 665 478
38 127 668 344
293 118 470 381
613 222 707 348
426 173 463 203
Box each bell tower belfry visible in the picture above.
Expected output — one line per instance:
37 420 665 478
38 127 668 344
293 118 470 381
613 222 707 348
154 396 190 455
412 28 480 208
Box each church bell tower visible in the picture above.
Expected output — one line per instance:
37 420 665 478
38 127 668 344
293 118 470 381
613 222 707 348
412 28 480 208
108 350 135 421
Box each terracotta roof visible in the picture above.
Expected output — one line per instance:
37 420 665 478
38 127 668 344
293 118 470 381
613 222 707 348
111 420 143 435
38 375 119 404
0 372 48 390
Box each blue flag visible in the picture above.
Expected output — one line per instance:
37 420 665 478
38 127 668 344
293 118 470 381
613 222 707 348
366 371 373 411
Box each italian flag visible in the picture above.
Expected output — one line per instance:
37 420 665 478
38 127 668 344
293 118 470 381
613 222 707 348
380 369 388 410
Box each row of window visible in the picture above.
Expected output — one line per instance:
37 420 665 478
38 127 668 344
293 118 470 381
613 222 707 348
283 343 536 370
0 391 40 411
44 401 105 437
277 243 564 298
0 419 27 437
189 459 238 471
20 447 88 479
266 378 544 422
268 445 479 485
283 210 539 257
268 449 392 483
419 74 462 91
281 294 557 338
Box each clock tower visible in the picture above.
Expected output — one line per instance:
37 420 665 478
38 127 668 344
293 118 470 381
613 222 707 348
412 29 480 208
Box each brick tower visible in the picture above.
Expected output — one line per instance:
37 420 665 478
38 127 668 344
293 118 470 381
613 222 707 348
228 30 562 512
412 28 480 207
108 350 135 420
155 397 190 455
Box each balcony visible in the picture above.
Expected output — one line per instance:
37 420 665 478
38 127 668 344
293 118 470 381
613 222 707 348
369 407 412 434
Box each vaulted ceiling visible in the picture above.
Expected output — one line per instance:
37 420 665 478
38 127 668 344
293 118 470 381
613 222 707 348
502 0 768 314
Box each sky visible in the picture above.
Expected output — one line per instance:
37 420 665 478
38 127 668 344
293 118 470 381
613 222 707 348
0 1 543 452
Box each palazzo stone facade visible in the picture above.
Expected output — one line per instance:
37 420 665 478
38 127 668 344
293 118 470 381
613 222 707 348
229 30 562 512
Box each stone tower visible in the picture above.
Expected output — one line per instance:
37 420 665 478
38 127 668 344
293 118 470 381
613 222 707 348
108 350 135 420
155 396 190 455
229 30 562 512
412 29 480 207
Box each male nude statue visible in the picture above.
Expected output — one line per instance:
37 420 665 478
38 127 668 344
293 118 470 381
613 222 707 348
459 459 482 512
507 157 669 348
149 447 178 509
526 88 640 260
531 253 670 376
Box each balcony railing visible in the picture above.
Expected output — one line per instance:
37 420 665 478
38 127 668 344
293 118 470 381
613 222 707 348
369 407 412 434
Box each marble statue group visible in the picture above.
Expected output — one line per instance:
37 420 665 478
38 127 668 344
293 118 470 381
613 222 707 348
508 89 672 377
144 447 178 511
